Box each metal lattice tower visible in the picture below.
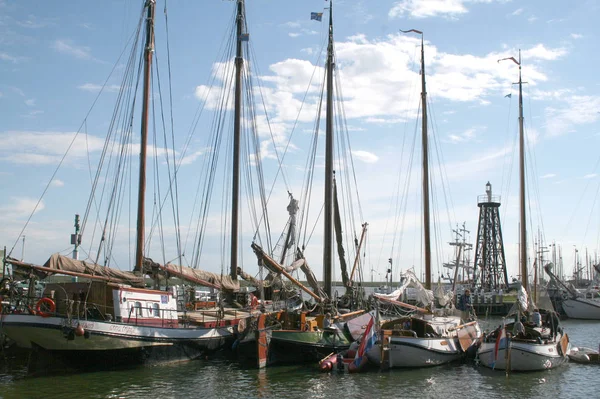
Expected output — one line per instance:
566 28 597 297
473 182 508 291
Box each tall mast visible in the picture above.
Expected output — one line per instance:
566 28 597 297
400 29 429 289
230 0 245 281
517 50 527 291
420 34 431 290
499 51 526 291
135 0 155 272
323 1 334 298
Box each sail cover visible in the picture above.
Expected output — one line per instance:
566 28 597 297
8 253 145 287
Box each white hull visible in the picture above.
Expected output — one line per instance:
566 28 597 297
478 336 568 371
367 336 462 368
562 298 600 320
1 314 233 350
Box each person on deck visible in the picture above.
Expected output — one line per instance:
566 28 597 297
323 313 332 329
532 308 542 327
513 315 525 337
457 289 473 322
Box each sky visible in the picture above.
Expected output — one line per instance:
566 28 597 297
1 0 600 287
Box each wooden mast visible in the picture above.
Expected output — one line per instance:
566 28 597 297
499 50 526 291
323 1 334 298
134 0 155 272
230 0 245 281
517 50 527 291
420 33 432 290
399 29 429 289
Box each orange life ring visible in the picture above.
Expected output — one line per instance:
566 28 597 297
35 298 56 317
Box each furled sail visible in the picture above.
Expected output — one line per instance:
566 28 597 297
142 258 240 291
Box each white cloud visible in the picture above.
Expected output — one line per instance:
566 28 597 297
522 44 567 61
527 15 538 23
389 0 497 19
583 173 597 179
52 39 92 60
77 83 121 93
0 131 105 164
288 32 300 38
544 95 600 137
0 197 45 217
254 35 565 127
570 33 583 39
282 21 301 29
0 130 179 166
49 179 64 187
25 98 35 106
540 173 555 179
447 128 477 143
16 15 54 29
0 51 25 63
352 150 379 163
511 8 523 16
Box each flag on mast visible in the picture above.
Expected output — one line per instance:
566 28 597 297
311 12 323 21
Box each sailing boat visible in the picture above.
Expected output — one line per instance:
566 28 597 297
246 0 369 367
0 0 265 372
366 30 481 369
476 52 570 371
545 263 600 320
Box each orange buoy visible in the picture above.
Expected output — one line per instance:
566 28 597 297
35 297 56 318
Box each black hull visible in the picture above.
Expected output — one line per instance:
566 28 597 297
25 338 234 375
267 338 350 365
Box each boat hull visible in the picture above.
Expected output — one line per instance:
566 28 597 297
561 298 600 320
367 336 462 368
478 337 569 371
0 314 234 371
267 330 350 365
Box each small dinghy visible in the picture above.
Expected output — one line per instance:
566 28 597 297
568 347 600 364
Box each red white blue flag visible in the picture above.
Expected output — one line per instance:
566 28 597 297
493 327 508 369
353 315 376 368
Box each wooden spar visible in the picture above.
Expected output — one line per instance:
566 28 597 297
350 223 368 282
448 320 478 332
230 0 244 281
158 264 221 290
419 33 432 290
134 0 155 273
323 0 334 298
375 295 429 313
251 243 322 302
337 309 365 320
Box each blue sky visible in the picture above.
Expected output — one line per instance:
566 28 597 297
1 0 599 285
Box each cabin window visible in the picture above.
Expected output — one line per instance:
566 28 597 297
152 303 160 318
134 301 142 317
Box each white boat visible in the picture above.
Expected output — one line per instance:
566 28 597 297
369 270 481 368
561 297 600 320
367 30 481 370
546 263 600 320
567 347 600 364
476 52 569 372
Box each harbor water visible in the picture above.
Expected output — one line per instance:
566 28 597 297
0 318 597 398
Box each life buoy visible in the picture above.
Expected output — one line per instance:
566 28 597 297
250 294 259 309
35 298 56 318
